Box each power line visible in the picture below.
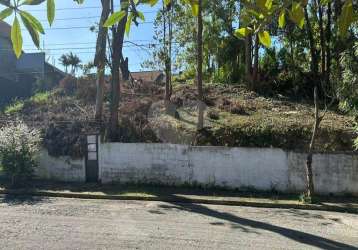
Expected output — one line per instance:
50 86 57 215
26 6 157 13
20 22 154 32
2 42 183 52
24 39 157 47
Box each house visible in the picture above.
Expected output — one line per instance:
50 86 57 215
0 21 66 104
130 71 166 85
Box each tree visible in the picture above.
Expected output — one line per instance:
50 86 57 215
59 54 70 73
94 0 110 121
234 0 357 199
67 52 82 75
196 0 204 130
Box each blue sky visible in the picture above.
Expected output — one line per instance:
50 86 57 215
1 1 160 72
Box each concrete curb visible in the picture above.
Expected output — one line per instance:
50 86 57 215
0 189 357 214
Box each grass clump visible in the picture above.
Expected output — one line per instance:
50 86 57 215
30 91 51 105
4 100 24 114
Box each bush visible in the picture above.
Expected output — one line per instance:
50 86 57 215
0 121 42 185
76 76 97 103
59 75 77 94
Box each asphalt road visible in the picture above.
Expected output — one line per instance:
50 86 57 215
0 195 357 250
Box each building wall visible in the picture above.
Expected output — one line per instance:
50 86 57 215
0 36 17 80
36 144 358 195
16 52 45 77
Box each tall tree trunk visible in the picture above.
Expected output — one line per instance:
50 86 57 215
245 34 252 86
197 0 204 130
333 0 342 82
317 1 326 79
306 87 321 197
168 2 173 97
252 33 259 88
108 0 127 140
163 2 170 102
325 1 332 88
304 6 319 76
94 0 110 121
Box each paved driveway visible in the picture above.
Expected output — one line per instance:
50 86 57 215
0 195 357 249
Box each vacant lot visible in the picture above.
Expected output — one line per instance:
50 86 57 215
1 83 355 151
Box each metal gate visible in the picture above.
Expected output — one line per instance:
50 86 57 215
85 134 99 182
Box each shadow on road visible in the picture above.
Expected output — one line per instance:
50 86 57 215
0 194 49 206
160 194 358 250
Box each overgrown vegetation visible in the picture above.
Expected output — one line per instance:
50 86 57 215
0 120 42 186
1 78 354 152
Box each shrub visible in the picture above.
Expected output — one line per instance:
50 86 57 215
59 75 77 94
76 76 97 103
0 121 42 185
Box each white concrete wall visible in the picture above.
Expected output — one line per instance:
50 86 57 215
36 149 85 182
99 143 358 195
36 144 358 195
288 152 358 195
100 143 191 185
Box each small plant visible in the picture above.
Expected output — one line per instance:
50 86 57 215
299 193 313 204
0 120 42 186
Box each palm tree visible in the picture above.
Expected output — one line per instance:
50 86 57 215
59 54 70 73
67 52 82 75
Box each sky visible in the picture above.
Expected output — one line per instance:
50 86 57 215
1 1 161 73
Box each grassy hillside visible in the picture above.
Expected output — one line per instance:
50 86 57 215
0 79 355 152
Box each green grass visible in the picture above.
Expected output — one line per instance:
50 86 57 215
3 91 51 115
30 91 51 105
4 100 24 114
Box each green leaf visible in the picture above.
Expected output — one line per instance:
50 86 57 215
190 2 199 16
258 31 271 47
20 12 40 48
137 11 145 21
104 10 126 27
290 2 304 29
0 7 12 20
125 13 133 36
338 0 353 37
257 0 272 11
11 17 23 58
142 0 159 6
47 0 55 26
279 10 285 28
19 10 44 34
22 0 46 5
234 27 252 38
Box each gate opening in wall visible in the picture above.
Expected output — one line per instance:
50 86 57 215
85 134 99 182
